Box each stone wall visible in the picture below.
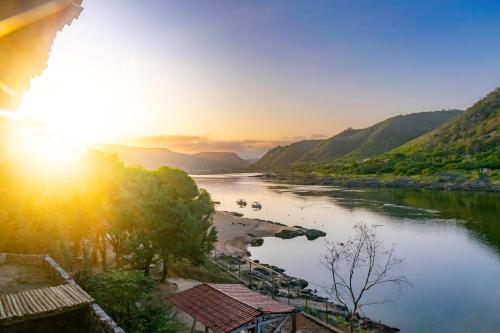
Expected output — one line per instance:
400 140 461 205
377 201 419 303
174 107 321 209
42 255 75 284
89 304 126 333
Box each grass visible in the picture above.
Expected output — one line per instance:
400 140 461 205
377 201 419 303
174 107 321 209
304 305 367 333
168 259 238 283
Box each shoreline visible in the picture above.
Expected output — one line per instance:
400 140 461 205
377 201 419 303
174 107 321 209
257 172 499 192
213 210 325 255
211 211 399 333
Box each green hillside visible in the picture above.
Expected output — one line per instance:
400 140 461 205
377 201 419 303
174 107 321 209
389 87 499 174
253 110 462 170
313 88 499 177
251 139 323 170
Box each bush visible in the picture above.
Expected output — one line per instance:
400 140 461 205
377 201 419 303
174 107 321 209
78 271 178 333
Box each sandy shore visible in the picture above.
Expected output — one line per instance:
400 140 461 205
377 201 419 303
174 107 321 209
213 210 296 255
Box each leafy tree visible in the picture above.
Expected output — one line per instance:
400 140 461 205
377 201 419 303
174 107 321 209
108 167 216 278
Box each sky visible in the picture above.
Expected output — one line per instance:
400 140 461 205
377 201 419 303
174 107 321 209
16 0 500 158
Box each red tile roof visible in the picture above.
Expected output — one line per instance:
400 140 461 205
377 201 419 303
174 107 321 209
208 284 294 314
168 283 294 333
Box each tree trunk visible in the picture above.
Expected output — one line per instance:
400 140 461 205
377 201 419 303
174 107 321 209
144 255 152 276
91 231 99 266
99 229 107 271
350 311 355 333
161 259 168 282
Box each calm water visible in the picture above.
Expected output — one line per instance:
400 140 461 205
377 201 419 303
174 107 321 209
194 174 500 333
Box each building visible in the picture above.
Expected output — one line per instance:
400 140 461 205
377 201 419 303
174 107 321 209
169 283 298 333
0 253 123 333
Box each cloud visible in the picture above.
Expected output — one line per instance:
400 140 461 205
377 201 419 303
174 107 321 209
119 134 328 159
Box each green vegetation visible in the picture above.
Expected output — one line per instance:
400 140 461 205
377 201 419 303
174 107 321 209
253 110 462 170
78 271 178 333
0 149 218 332
314 88 499 177
255 88 499 186
0 150 216 271
109 165 216 278
169 259 238 283
304 306 365 333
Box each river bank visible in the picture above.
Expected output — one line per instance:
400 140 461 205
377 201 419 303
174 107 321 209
196 174 500 332
213 210 326 255
258 172 499 191
211 211 399 333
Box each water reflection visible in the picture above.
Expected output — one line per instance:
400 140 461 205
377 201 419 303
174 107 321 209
194 174 500 333
294 188 500 253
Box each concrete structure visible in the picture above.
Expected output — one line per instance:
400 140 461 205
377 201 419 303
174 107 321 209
0 253 124 333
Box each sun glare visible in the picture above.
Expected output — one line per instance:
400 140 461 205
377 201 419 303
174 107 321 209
2 111 85 172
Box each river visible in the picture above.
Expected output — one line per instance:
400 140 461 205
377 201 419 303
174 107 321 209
194 173 500 333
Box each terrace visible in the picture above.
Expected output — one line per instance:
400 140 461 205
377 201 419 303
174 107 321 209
0 253 123 333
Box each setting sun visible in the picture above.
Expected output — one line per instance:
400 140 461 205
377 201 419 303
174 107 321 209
1 111 84 172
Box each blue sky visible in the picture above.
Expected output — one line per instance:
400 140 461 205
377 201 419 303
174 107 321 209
18 0 500 157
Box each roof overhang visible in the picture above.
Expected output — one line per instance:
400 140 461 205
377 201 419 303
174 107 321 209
0 0 83 110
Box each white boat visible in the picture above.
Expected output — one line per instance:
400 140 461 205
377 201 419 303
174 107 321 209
251 202 262 209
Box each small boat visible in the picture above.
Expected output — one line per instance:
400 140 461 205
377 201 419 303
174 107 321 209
251 202 262 209
236 199 247 207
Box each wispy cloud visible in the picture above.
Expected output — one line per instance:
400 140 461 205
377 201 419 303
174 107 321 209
119 134 328 159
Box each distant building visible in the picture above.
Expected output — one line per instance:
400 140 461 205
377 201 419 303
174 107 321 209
0 253 123 333
479 168 490 174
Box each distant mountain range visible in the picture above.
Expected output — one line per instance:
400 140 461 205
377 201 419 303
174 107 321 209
252 109 463 170
94 144 250 174
94 88 499 177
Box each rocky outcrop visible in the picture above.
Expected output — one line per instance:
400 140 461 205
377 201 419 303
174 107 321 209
250 238 264 247
275 227 326 241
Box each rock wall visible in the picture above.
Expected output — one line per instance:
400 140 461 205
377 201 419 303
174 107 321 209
88 304 126 333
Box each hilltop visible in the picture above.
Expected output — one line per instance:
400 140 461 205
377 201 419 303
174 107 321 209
94 144 250 174
389 87 499 173
263 88 499 191
253 110 463 170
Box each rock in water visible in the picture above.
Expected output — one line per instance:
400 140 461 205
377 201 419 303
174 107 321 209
274 229 304 239
275 228 326 240
304 229 327 240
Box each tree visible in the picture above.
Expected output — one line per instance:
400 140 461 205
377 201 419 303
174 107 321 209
108 166 216 278
153 167 216 281
323 223 411 333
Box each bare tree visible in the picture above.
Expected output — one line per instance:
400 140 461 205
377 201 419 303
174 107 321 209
323 223 411 333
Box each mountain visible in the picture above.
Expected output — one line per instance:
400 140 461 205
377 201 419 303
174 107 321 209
253 110 463 170
94 144 250 174
191 152 251 170
253 139 324 170
390 88 499 171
